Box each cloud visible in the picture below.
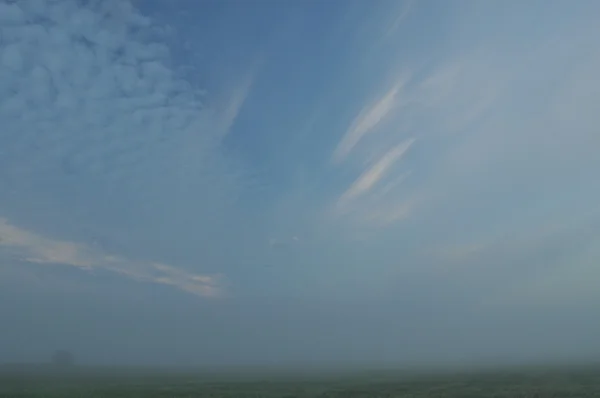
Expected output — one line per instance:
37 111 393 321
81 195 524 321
332 76 408 164
2 0 600 313
327 47 502 231
0 0 255 268
333 6 600 231
0 217 223 298
289 0 600 303
340 138 414 202
0 0 258 298
329 72 417 228
335 138 415 220
213 59 262 137
382 0 414 39
361 197 415 227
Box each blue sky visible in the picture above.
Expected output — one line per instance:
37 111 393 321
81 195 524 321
1 0 600 368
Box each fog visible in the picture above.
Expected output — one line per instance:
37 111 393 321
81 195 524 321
2 265 600 370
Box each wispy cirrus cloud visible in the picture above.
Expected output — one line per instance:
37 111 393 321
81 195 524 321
288 0 600 304
332 77 409 165
335 138 415 220
382 0 414 39
0 218 223 297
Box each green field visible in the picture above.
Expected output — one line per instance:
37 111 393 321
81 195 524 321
2 365 600 397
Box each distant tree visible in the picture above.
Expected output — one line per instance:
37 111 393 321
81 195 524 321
51 350 75 367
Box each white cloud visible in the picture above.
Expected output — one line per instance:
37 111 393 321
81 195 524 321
297 2 600 308
327 51 503 231
333 13 600 235
362 198 414 227
213 61 262 137
336 138 415 213
382 0 414 39
332 76 408 164
0 0 254 296
0 217 223 298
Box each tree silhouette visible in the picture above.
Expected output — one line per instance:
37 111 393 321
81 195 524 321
51 350 74 367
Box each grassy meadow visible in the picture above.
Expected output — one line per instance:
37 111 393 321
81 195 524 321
2 364 600 397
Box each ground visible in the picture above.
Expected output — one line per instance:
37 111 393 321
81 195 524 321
2 365 600 397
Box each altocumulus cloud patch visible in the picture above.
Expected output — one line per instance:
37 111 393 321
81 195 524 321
0 0 244 297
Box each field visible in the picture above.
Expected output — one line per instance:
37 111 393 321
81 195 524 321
2 365 600 397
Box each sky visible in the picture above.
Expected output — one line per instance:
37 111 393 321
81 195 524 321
1 0 600 370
